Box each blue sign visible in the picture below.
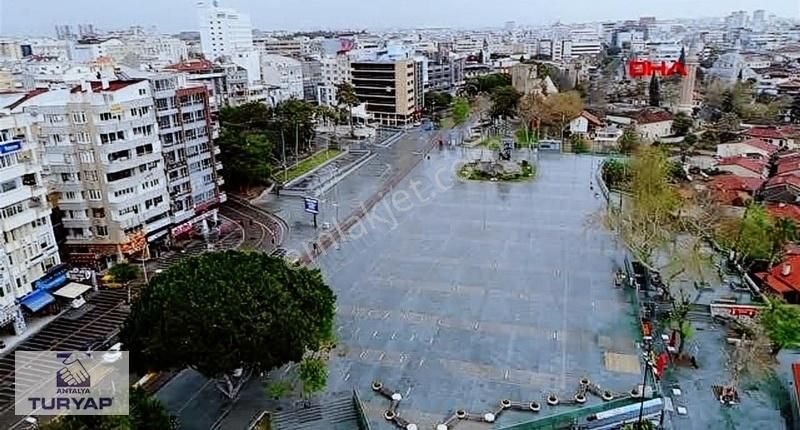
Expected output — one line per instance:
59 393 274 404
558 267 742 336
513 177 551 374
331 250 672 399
0 140 22 154
304 197 319 214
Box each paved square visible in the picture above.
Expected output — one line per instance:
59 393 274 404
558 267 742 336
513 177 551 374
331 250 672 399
319 151 641 428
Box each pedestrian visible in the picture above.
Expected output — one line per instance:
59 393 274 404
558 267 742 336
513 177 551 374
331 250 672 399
691 356 699 369
312 242 319 255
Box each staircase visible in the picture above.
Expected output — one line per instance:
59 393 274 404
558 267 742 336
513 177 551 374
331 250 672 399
271 394 360 430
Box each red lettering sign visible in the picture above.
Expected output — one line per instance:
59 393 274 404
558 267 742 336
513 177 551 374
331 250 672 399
628 60 688 79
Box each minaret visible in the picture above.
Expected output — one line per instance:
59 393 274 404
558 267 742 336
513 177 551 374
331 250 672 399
676 44 698 114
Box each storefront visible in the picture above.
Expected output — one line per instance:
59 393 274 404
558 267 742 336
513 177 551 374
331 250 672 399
170 208 220 241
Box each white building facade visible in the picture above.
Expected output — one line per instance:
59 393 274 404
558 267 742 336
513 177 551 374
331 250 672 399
197 1 261 83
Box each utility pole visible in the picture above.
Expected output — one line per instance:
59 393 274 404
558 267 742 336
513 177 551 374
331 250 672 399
281 130 287 182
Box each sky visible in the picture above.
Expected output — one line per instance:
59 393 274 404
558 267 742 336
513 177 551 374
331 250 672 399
0 0 799 36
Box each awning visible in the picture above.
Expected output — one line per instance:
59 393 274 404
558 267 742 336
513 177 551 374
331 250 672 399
20 290 55 313
53 282 92 300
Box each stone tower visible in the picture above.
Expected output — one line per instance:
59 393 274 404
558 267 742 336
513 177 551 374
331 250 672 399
676 44 698 114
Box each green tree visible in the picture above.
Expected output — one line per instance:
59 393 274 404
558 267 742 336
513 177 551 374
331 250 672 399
218 130 273 188
717 112 741 143
265 380 294 400
601 158 630 189
760 298 800 353
672 112 693 136
571 134 589 153
734 204 773 264
424 91 453 113
336 82 360 136
121 250 336 399
108 262 140 285
469 73 512 92
619 127 640 154
648 72 660 107
489 85 522 119
452 97 470 125
298 357 328 405
40 387 174 430
683 133 698 146
770 217 798 266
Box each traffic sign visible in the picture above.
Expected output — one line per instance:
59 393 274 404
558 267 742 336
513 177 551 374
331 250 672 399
304 197 319 214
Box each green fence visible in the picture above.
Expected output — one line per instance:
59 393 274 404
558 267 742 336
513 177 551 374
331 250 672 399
496 397 641 430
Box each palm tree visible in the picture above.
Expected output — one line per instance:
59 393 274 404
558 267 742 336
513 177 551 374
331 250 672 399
335 82 360 137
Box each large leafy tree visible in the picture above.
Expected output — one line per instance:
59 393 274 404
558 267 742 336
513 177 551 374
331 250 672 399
618 126 640 154
121 251 336 399
424 91 453 113
108 262 140 285
39 387 174 430
335 82 360 136
760 298 800 353
534 91 584 137
733 204 773 265
489 85 522 119
468 73 511 93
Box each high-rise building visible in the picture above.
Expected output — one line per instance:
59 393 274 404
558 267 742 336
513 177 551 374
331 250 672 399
350 58 419 126
17 79 171 268
0 109 61 335
260 54 304 106
197 1 261 82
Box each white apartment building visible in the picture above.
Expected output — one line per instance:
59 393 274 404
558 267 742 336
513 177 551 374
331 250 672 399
22 38 71 60
71 38 126 63
123 36 189 69
0 110 60 334
261 54 304 105
148 73 226 239
0 39 22 61
197 1 261 83
17 79 171 268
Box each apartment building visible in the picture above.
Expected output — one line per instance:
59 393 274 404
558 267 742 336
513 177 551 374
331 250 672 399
149 73 226 239
351 59 419 126
197 1 261 83
17 79 171 268
0 110 60 334
260 54 304 106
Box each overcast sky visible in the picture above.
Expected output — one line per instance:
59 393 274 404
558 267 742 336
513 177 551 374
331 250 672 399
1 0 799 36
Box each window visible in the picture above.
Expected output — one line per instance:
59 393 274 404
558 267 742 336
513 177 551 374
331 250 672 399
139 88 147 96
0 153 18 169
119 205 139 216
86 189 102 201
142 178 160 191
75 132 91 144
84 170 98 182
99 131 125 144
62 191 76 200
95 226 108 236
145 196 163 210
79 151 95 163
1 202 25 218
46 114 64 124
99 112 119 121
92 208 105 218
114 187 135 197
72 112 87 124
60 173 73 183
1 180 17 192
52 134 63 145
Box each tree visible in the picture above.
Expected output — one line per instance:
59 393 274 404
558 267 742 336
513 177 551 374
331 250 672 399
469 73 512 93
760 298 800 353
602 158 630 189
683 133 698 147
298 357 328 406
452 97 470 125
535 91 584 138
733 204 773 264
619 127 640 154
770 218 798 266
570 134 589 153
108 262 140 285
424 91 452 113
489 85 521 119
672 112 693 136
40 387 174 430
605 146 681 268
717 112 741 143
517 94 538 142
221 132 274 188
336 82 360 136
648 72 660 107
121 250 336 399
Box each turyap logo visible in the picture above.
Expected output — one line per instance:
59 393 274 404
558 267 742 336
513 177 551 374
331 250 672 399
15 350 130 416
55 353 91 389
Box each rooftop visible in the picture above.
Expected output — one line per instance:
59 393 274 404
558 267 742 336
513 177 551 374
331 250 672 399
756 255 800 294
716 156 766 175
766 202 800 224
69 79 145 93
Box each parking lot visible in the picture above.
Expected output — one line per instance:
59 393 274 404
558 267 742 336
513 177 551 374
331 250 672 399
318 150 643 428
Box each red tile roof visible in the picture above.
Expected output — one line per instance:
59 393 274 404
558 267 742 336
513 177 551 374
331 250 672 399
777 160 800 176
739 138 779 154
748 127 786 140
792 363 800 412
581 110 603 126
164 59 215 73
765 174 800 190
70 80 144 93
757 255 800 294
634 108 673 124
708 175 763 206
767 202 800 224
716 156 766 175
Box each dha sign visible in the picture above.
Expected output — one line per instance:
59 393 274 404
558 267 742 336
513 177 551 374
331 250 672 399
628 60 687 79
